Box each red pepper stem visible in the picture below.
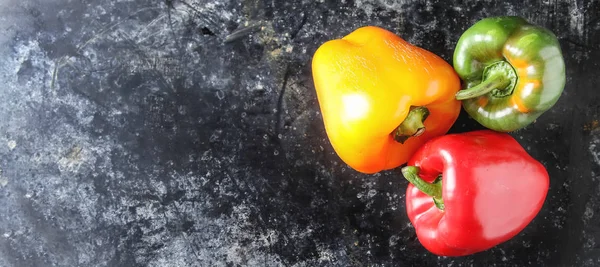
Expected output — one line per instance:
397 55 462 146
401 166 445 210
393 107 430 144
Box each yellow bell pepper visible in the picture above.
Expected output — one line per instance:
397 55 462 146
311 26 462 174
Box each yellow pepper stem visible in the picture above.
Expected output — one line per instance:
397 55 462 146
393 106 430 144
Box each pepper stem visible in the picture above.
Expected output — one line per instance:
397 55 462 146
393 107 430 144
401 166 445 210
455 60 518 100
455 73 510 100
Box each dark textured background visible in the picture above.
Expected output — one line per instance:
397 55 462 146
1 0 599 266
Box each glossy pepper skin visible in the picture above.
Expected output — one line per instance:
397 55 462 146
401 130 549 256
453 16 566 132
311 26 461 174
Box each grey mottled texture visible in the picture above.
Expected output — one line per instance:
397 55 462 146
0 0 599 266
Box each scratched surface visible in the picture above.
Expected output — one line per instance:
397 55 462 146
1 0 599 266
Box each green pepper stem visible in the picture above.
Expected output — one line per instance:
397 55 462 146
455 60 518 100
401 166 445 210
393 107 430 144
455 73 511 100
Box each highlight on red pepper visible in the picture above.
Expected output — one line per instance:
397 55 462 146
402 130 549 256
311 26 462 174
453 16 566 132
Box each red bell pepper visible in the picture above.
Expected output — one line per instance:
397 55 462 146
401 130 549 256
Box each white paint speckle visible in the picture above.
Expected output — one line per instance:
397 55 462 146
584 205 594 223
7 140 16 150
256 82 264 90
216 90 225 100
285 45 293 53
569 1 585 39
590 135 600 167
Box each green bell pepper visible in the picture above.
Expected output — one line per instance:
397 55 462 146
453 16 566 132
